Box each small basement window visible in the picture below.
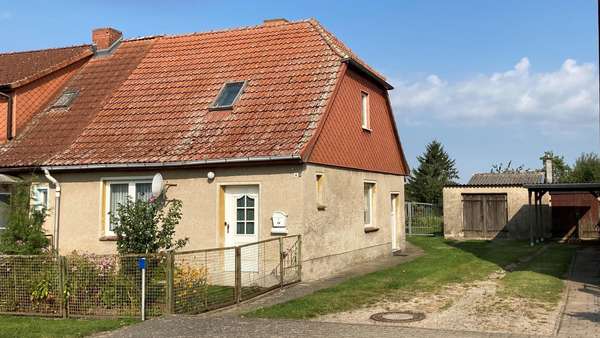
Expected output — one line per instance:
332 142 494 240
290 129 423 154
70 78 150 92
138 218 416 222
52 90 78 108
210 81 246 109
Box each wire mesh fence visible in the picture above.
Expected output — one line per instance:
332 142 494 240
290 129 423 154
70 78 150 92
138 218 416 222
0 235 301 318
172 247 236 314
406 202 443 236
0 255 62 317
65 253 166 318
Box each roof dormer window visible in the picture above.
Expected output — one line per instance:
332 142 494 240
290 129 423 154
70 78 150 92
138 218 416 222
210 81 246 110
52 90 78 109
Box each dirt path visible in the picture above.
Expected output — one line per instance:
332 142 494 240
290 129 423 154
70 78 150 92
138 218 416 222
316 269 563 335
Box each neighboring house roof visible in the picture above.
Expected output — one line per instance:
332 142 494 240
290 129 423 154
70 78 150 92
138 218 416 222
465 172 545 186
0 45 93 88
0 19 406 173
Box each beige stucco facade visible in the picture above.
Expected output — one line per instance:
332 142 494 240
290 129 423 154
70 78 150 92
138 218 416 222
26 163 404 281
443 186 551 241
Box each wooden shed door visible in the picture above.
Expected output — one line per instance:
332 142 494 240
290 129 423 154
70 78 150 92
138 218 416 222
462 194 508 238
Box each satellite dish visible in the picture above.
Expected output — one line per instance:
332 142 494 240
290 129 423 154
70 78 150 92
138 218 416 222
151 173 164 197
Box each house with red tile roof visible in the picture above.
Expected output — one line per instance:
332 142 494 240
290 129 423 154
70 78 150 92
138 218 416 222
0 19 408 280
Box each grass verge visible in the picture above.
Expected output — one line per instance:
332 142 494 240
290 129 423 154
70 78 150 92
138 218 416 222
0 315 137 338
498 244 576 304
245 237 539 319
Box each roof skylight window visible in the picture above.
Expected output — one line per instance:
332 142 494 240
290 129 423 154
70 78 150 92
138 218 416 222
210 81 245 109
52 90 78 108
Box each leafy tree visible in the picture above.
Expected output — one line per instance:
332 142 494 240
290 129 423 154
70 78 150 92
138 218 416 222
112 193 188 254
540 151 571 183
407 140 459 204
0 182 50 255
568 153 600 183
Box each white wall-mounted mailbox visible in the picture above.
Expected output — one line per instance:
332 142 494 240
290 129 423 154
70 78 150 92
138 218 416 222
271 211 288 234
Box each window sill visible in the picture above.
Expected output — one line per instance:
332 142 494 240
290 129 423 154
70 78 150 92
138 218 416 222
364 226 379 233
317 203 327 211
99 235 117 241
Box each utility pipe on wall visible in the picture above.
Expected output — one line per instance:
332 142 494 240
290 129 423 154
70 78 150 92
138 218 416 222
43 169 61 253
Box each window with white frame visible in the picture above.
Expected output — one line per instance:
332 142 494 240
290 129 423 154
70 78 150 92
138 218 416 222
361 91 370 130
105 180 152 234
32 185 49 211
0 192 10 231
363 182 375 227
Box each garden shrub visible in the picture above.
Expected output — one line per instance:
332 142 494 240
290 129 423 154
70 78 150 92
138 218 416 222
112 194 188 255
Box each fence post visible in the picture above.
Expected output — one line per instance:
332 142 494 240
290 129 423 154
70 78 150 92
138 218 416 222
58 255 67 318
297 235 302 282
407 202 413 235
279 237 284 288
234 246 241 304
165 251 175 314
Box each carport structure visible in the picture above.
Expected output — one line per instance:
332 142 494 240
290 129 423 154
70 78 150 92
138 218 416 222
524 183 600 245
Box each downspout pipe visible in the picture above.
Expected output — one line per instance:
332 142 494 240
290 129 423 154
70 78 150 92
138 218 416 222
43 169 61 253
0 91 13 140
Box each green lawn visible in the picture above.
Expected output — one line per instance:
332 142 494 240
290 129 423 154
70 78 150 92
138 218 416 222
498 243 576 304
0 316 137 338
246 237 542 319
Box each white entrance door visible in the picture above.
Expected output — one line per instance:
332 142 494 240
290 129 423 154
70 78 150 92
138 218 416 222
391 194 399 251
224 186 259 272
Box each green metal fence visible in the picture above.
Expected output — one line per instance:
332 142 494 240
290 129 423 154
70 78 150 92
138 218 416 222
0 235 301 318
405 202 443 236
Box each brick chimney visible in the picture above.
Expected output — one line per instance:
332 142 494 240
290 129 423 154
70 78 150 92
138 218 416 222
544 156 553 184
92 28 122 50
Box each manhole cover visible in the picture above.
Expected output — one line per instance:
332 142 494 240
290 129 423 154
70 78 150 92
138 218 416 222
370 311 425 323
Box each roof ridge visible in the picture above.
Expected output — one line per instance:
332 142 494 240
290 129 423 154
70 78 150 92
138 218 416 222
306 18 349 59
473 171 543 175
155 19 309 41
122 35 163 42
0 43 92 56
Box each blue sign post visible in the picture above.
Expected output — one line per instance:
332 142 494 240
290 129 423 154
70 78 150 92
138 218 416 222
138 258 146 321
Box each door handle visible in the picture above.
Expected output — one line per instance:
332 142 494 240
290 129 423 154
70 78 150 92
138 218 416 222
225 221 229 233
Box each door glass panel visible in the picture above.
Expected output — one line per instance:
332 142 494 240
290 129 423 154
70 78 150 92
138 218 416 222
246 222 254 234
246 208 254 221
233 194 256 235
237 222 245 234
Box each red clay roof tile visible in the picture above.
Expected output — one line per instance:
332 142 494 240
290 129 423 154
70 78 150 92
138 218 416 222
0 19 402 171
0 45 93 88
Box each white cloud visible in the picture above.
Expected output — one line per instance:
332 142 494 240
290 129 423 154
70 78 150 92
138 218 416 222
391 57 599 129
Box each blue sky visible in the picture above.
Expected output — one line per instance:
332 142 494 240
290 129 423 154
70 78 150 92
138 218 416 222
1 0 598 181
